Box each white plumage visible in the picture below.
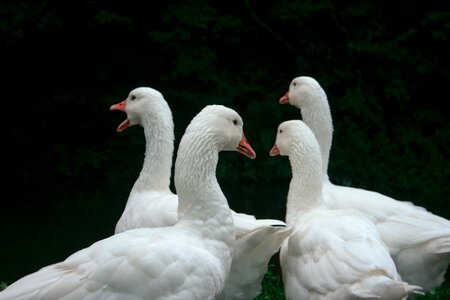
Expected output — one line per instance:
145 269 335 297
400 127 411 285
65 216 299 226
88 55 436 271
217 225 294 300
279 76 450 291
109 87 292 299
111 88 178 232
0 104 255 300
270 120 423 299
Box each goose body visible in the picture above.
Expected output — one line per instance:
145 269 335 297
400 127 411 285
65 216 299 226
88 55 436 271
0 104 255 300
280 76 450 291
270 120 423 300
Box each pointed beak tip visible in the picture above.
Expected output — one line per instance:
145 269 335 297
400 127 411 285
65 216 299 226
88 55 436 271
279 92 290 105
269 144 280 156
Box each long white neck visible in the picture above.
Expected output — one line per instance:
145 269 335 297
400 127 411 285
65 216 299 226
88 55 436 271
285 146 324 226
174 129 235 248
132 111 174 192
299 88 333 180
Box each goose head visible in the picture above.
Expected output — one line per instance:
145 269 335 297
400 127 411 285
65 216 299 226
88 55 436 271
110 87 170 132
279 76 323 109
269 119 321 163
187 105 256 159
269 120 324 199
269 120 299 157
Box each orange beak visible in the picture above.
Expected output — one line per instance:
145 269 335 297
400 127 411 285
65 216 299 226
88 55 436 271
269 143 280 156
110 100 130 132
236 133 256 159
279 92 290 105
110 100 127 112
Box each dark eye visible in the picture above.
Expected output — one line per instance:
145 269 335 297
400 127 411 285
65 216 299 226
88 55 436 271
130 95 136 100
293 82 297 86
279 129 283 134
232 119 238 125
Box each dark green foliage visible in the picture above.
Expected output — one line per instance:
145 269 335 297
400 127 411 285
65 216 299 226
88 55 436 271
0 0 448 290
416 285 450 300
255 264 286 300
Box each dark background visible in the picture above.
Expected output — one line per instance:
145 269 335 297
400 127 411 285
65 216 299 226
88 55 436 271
1 0 449 287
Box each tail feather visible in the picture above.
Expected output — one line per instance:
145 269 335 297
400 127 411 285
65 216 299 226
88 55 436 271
218 226 293 300
352 275 424 299
405 284 425 296
231 210 286 239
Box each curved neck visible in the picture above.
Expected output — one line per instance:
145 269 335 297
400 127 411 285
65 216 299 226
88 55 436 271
300 90 333 179
285 148 324 225
174 130 235 246
132 114 174 192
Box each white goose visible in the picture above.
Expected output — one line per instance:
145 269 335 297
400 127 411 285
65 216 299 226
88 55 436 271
111 87 286 237
110 88 292 299
0 104 256 300
270 120 424 299
279 76 450 292
111 87 178 232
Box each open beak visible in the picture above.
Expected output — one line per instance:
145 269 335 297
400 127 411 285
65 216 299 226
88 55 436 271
236 133 256 159
269 143 280 156
110 100 130 132
279 92 290 105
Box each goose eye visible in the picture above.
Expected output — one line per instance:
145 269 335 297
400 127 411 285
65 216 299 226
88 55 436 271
279 129 283 134
232 119 238 125
130 95 136 101
293 82 297 87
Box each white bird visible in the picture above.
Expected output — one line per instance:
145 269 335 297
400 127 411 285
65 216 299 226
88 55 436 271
270 120 424 300
110 87 286 237
279 75 450 292
109 88 292 299
0 104 256 300
111 87 178 232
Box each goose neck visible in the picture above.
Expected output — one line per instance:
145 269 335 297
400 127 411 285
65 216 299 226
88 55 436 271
174 132 235 247
300 91 333 178
132 116 174 192
285 150 324 225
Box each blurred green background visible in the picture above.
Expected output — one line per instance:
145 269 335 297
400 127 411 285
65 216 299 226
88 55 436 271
1 0 449 289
